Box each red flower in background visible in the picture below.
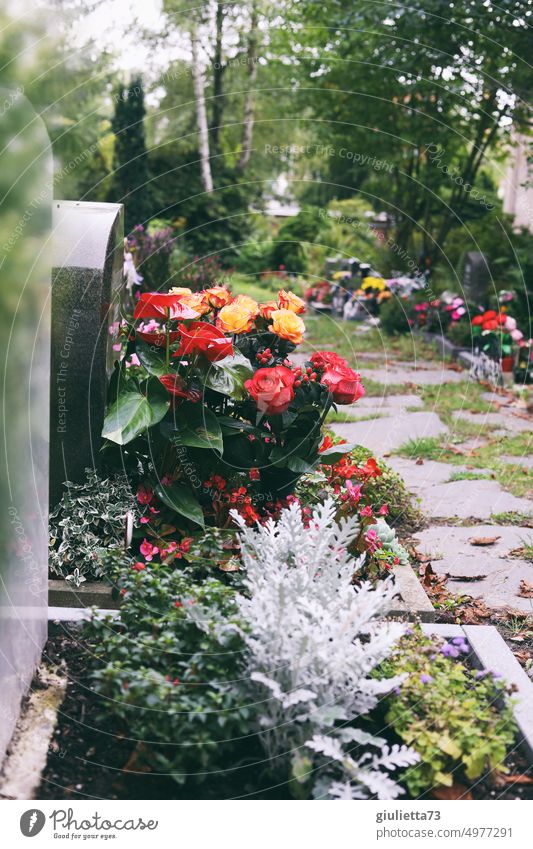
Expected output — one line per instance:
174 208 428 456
134 292 199 320
359 457 382 479
310 350 348 371
320 363 365 405
137 330 181 347
173 321 233 362
245 366 295 415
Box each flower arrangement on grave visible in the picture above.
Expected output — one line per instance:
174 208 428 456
102 286 365 536
471 309 523 367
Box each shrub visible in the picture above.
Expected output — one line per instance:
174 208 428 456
378 628 517 797
379 296 412 335
447 320 473 348
49 469 137 586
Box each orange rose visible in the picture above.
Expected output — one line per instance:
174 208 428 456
180 292 211 316
278 289 306 314
234 294 260 318
259 301 278 320
205 285 232 309
269 309 305 345
217 302 255 334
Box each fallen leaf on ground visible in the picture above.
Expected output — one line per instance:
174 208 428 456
468 535 501 546
415 458 424 465
518 579 533 599
492 772 533 788
448 574 486 582
512 649 531 665
432 784 472 800
413 550 434 563
461 599 492 623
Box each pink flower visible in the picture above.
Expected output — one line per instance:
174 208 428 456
140 539 159 561
140 516 150 525
345 480 362 504
360 505 373 518
112 343 122 352
378 503 389 516
127 353 141 367
511 329 523 342
504 317 517 331
137 485 153 505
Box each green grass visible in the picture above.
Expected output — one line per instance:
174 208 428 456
448 470 493 482
519 536 533 562
325 410 367 424
396 436 444 461
490 511 533 526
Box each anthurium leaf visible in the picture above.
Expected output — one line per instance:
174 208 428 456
204 353 253 400
286 456 317 474
269 445 288 468
319 443 356 464
171 403 223 455
218 416 257 436
136 341 167 376
155 481 205 528
102 388 169 445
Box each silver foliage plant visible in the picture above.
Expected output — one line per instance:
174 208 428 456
232 499 418 800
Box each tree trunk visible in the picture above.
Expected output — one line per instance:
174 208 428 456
210 2 225 153
237 1 259 173
191 25 214 194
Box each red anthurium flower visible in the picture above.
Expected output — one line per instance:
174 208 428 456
245 366 295 415
134 292 199 320
159 373 201 402
173 321 233 363
137 330 182 347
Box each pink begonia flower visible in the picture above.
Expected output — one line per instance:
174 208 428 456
345 479 362 503
504 317 517 331
511 328 523 341
112 343 122 352
378 503 389 516
127 354 141 367
140 516 150 524
140 539 159 561
451 311 461 321
137 485 153 505
108 322 120 336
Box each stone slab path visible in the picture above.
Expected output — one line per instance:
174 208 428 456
326 341 533 612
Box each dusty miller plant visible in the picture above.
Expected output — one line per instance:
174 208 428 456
233 499 418 800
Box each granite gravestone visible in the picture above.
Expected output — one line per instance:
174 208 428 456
463 251 490 303
50 201 124 507
0 90 51 764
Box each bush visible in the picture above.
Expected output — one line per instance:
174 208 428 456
447 320 473 348
49 469 137 586
269 207 324 274
380 297 412 335
378 628 517 797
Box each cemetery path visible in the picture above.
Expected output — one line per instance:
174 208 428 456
325 344 533 616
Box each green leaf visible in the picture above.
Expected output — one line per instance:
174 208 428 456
102 388 169 445
319 443 356 464
155 481 205 528
269 445 288 468
217 416 257 436
204 352 253 400
171 404 223 455
136 341 167 376
286 456 317 474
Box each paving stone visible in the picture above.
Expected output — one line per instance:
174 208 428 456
452 409 533 433
422 479 533 520
331 411 448 455
358 365 466 386
341 394 423 420
386 457 488 491
413 524 533 611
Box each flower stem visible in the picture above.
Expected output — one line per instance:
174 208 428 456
165 309 170 369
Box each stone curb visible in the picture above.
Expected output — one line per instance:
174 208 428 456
388 563 436 622
48 579 118 609
422 623 533 765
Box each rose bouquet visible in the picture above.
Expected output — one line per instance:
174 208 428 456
102 286 365 536
471 309 523 368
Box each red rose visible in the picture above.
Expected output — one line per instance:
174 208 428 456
321 363 365 405
134 292 199 320
159 373 201 402
310 350 348 371
482 319 498 331
471 315 484 326
245 366 295 415
173 321 233 362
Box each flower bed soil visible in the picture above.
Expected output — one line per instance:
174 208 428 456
37 623 533 801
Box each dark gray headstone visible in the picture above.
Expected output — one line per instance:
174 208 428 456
50 201 124 507
0 89 51 763
463 251 490 303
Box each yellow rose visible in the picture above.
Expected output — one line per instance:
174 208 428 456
217 302 255 334
278 289 306 314
234 294 260 317
269 309 305 345
168 287 192 295
259 301 278 320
